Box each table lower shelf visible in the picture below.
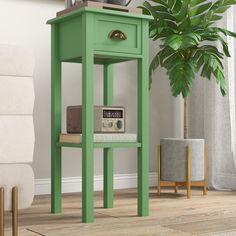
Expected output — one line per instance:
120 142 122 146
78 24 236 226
57 142 142 148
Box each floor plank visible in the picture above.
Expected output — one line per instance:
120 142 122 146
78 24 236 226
3 188 236 236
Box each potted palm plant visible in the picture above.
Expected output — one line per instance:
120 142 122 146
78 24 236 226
141 0 236 197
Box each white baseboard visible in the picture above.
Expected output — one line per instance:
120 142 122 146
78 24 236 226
35 172 157 195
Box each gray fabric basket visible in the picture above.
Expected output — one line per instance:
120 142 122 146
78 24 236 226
160 138 205 182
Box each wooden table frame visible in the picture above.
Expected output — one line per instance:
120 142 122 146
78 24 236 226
47 6 152 223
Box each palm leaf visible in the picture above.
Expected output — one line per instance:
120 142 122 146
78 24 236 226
141 0 236 97
168 60 196 97
175 1 188 22
199 52 227 95
190 0 207 8
204 0 236 25
149 53 160 89
172 0 182 14
212 27 236 38
189 2 212 17
201 32 231 57
149 0 169 7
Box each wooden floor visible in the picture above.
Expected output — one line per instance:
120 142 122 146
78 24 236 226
4 188 236 236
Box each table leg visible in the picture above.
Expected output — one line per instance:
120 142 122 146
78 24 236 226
103 148 114 208
103 64 114 208
82 13 94 223
51 24 62 214
137 39 149 216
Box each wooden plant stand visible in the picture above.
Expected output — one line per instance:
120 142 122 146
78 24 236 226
157 145 207 199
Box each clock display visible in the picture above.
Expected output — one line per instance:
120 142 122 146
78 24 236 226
103 110 123 118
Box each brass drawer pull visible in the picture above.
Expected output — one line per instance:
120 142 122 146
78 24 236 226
108 30 127 41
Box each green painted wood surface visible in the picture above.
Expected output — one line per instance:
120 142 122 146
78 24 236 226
47 8 151 62
137 20 149 216
59 16 82 61
57 142 142 148
62 54 142 64
103 64 114 209
81 12 95 223
51 24 62 214
94 14 141 55
48 6 152 223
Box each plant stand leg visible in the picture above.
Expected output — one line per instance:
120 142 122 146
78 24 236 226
103 64 114 209
0 188 4 236
203 182 207 196
12 187 18 236
82 13 94 223
157 145 161 195
137 47 149 216
51 24 62 214
203 145 207 195
174 183 178 193
186 145 191 199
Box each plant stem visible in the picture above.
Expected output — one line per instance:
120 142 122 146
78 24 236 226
184 97 188 139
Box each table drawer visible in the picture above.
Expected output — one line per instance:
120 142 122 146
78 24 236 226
94 15 141 55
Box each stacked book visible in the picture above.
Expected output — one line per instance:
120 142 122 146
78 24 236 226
59 133 137 143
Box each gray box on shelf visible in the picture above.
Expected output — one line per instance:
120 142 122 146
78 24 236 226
107 0 132 6
88 0 107 2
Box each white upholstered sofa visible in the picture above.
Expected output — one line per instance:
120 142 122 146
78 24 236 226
0 45 35 236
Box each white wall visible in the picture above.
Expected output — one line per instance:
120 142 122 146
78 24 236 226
0 0 182 188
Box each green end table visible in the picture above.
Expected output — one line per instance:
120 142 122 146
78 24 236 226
47 3 152 223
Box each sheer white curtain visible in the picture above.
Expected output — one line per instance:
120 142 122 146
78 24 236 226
188 6 236 190
228 6 236 172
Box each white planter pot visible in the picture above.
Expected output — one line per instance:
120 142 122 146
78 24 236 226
160 138 205 182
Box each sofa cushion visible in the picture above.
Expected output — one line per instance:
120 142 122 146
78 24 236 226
0 116 35 163
0 45 34 77
0 164 34 211
0 76 34 115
